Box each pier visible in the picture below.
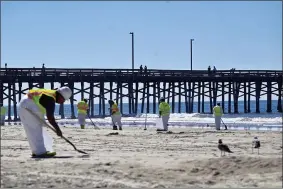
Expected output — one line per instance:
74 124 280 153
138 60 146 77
0 68 282 121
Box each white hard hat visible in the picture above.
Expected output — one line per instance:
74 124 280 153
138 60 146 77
57 86 72 100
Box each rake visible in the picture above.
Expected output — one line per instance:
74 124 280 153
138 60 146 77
25 108 88 155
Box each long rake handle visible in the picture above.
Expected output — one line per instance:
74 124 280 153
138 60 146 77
87 114 100 130
25 108 88 154
221 118 228 130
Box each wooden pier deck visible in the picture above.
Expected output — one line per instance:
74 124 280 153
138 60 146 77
0 68 282 120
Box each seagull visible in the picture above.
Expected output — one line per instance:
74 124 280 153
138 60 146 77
252 137 261 154
218 139 233 156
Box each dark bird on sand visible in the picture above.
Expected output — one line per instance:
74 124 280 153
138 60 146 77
218 139 233 156
254 141 260 148
252 137 261 154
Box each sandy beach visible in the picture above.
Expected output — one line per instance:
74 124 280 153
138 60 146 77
1 125 282 188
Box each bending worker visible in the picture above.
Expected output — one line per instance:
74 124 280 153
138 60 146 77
77 99 89 129
158 97 171 131
213 103 224 130
108 100 122 130
18 86 72 158
0 106 7 126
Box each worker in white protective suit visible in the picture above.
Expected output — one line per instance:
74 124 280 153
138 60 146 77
77 99 89 129
213 103 224 130
18 86 72 158
157 97 171 131
108 100 122 130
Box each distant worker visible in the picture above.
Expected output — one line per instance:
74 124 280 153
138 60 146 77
0 106 7 126
158 97 171 131
18 86 72 158
213 103 224 130
77 99 89 129
108 100 122 130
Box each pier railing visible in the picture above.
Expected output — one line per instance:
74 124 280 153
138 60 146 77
0 68 282 78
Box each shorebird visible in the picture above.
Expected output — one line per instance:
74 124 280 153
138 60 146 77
252 137 261 155
218 139 233 156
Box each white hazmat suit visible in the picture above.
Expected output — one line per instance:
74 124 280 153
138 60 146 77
18 87 72 156
18 95 54 155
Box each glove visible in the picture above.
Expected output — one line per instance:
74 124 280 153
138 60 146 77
56 129 63 137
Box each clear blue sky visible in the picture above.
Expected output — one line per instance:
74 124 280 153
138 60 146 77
1 1 282 70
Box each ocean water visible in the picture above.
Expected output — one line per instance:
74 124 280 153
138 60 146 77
4 100 281 118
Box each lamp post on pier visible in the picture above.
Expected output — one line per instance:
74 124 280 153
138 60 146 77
129 32 135 72
190 39 194 71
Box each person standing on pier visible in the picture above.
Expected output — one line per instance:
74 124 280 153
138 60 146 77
213 103 223 130
108 100 122 130
158 97 171 131
0 106 7 126
140 65 143 74
144 65 148 76
208 66 211 74
77 99 89 129
18 86 72 157
213 66 217 73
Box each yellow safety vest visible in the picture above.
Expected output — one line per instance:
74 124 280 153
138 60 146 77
159 102 170 116
213 106 223 116
1 106 6 116
27 89 56 114
77 101 88 115
111 103 120 115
